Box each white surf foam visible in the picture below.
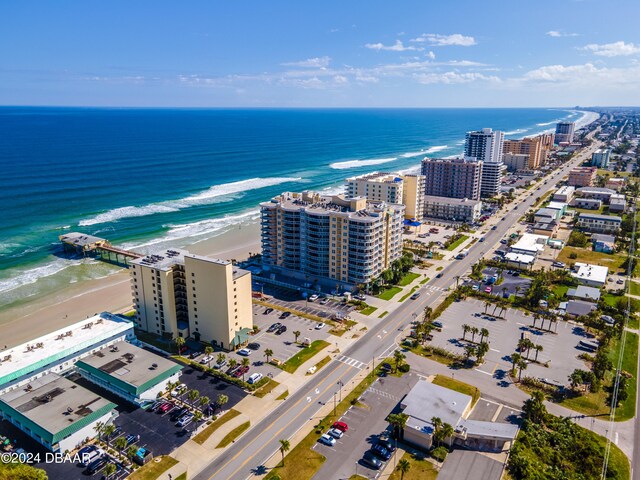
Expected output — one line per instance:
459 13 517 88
0 259 75 294
330 157 397 170
504 128 529 136
425 145 448 154
79 177 301 226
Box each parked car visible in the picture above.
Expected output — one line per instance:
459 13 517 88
125 434 140 447
213 359 227 369
159 402 174 414
149 400 164 412
353 293 366 301
410 292 421 300
85 456 109 475
485 286 492 293
267 323 282 333
436 273 443 278
247 342 261 350
377 438 396 452
479 237 485 242
177 413 194 427
431 321 443 329
315 322 325 330
247 373 263 384
226 365 240 375
263 308 274 315
318 434 336 446
170 407 188 422
327 428 344 439
380 363 392 372
78 444 98 459
200 355 214 365
371 444 392 461
276 325 287 335
319 297 329 305
237 348 252 356
279 311 291 319
332 421 348 432
309 294 319 302
233 366 250 378
361 451 383 470
170 384 187 397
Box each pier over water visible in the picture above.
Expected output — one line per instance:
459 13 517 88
59 232 143 266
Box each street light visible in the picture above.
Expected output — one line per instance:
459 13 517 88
337 381 344 402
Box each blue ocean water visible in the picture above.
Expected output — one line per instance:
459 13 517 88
0 107 590 306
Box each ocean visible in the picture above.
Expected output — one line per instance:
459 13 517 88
0 107 598 308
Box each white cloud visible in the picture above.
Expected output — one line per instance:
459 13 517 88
413 71 499 85
365 40 421 52
546 30 578 37
581 41 640 57
281 56 332 68
411 33 476 47
523 63 600 81
426 51 436 60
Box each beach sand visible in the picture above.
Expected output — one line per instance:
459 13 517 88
0 222 261 349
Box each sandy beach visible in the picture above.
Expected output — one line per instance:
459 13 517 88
0 222 261 349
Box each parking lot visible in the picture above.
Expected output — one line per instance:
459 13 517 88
428 299 590 386
256 283 356 319
312 374 419 480
464 268 532 299
247 304 335 366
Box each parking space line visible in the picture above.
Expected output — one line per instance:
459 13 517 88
474 368 494 376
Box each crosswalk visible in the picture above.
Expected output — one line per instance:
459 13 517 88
337 355 367 370
366 386 401 402
425 285 442 293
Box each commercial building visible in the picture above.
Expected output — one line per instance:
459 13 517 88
555 122 576 144
130 249 253 350
592 234 616 253
345 172 425 219
591 148 612 168
503 153 529 172
464 128 505 198
0 313 134 395
422 196 482 223
400 381 518 452
576 213 622 234
0 374 117 453
546 201 567 217
609 194 627 213
553 186 575 203
565 300 598 317
503 137 544 170
420 158 481 200
575 187 616 203
568 167 597 187
261 191 404 287
75 342 182 405
504 252 536 269
532 219 559 237
572 263 609 288
509 233 548 258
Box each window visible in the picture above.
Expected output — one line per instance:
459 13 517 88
192 272 195 277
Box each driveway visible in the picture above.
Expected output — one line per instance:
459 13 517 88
438 450 504 480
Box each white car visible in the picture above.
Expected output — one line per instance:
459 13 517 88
199 355 213 365
171 384 187 397
327 428 344 439
315 322 325 330
237 348 252 356
247 373 263 384
318 434 336 446
309 294 319 302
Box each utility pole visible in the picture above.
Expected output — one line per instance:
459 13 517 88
333 391 337 416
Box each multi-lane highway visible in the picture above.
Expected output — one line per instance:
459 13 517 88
194 138 604 480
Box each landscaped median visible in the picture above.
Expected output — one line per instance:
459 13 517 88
280 340 330 374
216 421 251 448
193 409 241 445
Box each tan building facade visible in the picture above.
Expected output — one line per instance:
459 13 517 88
568 167 597 187
503 137 543 169
345 172 425 219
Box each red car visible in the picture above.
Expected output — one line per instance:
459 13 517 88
233 366 250 378
159 402 174 413
332 421 348 432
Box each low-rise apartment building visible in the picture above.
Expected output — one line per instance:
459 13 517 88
575 187 616 203
568 167 597 187
576 213 622 234
422 196 482 223
553 186 575 203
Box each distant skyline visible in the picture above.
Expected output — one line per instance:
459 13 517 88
1 0 640 107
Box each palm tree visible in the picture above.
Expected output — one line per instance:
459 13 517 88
462 324 471 341
393 350 406 373
532 314 540 329
199 395 210 412
216 353 226 366
423 306 433 323
279 439 290 466
173 336 186 355
241 357 250 381
193 411 203 432
204 346 214 365
114 436 128 455
480 328 489 343
397 458 411 480
470 326 479 343
126 445 138 461
188 389 200 407
216 394 229 412
264 348 274 363
517 359 528 382
388 413 409 440
441 423 455 448
534 344 543 362
484 301 491 314
93 421 104 439
293 330 301 343
464 344 476 363
103 463 117 479
228 358 238 371
476 342 490 364
431 416 443 432
511 352 522 373
165 380 178 396
102 423 116 445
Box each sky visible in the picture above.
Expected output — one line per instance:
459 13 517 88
1 0 640 107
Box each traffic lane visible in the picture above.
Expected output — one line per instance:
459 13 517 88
194 361 359 480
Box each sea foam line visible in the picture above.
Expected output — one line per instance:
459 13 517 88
330 157 398 170
79 177 301 226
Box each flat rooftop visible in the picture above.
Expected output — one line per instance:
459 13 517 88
347 172 403 184
510 233 548 253
401 380 471 428
76 342 181 394
573 262 609 284
0 374 115 438
0 312 134 387
59 232 108 247
423 195 481 206
131 249 234 272
578 213 622 222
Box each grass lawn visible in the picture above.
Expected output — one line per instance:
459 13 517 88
281 340 330 373
629 281 640 296
216 421 251 448
376 286 403 301
602 292 623 307
436 266 443 271
432 374 481 407
446 234 469 251
175 474 187 480
552 284 570 299
398 272 421 286
276 390 289 400
128 456 178 480
556 246 626 273
379 311 389 318
628 315 640 330
309 356 331 374
193 409 241 445
254 379 280 398
388 452 438 480
399 286 419 302
360 305 378 316
420 277 431 285
570 205 605 214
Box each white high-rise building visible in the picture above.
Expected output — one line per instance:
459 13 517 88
555 122 575 144
464 128 505 198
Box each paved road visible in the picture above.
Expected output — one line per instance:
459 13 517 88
193 138 611 480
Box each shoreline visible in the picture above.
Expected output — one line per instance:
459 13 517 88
0 222 261 349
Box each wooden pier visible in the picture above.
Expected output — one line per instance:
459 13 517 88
59 232 143 267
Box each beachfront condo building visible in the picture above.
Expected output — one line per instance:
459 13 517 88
130 249 253 350
345 172 425 219
420 157 481 200
422 196 482 223
260 191 404 287
555 122 576 144
591 148 612 168
503 153 530 172
464 128 505 198
568 167 597 187
503 136 544 170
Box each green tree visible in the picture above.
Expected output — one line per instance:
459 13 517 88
241 357 250 381
293 330 301 343
114 436 128 454
388 413 409 439
103 462 117 478
204 346 214 365
188 389 200 406
470 326 479 343
397 458 411 480
216 353 226 365
522 391 547 424
462 324 471 341
174 336 186 355
216 393 229 412
441 423 455 448
199 395 210 411
393 350 406 372
534 344 543 362
102 423 116 445
264 348 274 363
278 439 290 466
567 231 589 248
476 342 490 363
480 328 489 343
